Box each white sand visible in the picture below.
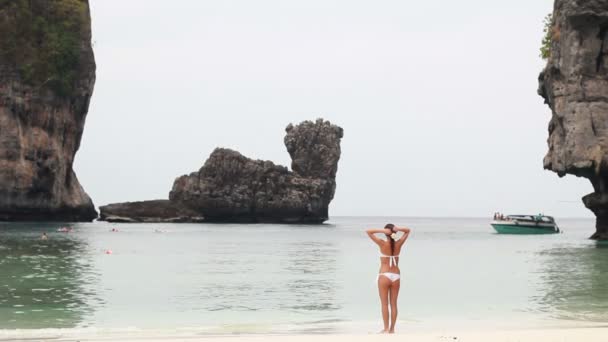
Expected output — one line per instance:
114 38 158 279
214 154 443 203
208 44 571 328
55 327 607 342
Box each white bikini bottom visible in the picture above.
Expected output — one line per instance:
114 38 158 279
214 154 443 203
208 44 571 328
377 272 401 282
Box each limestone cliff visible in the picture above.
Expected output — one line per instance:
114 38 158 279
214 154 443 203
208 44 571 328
538 0 608 239
101 119 343 223
0 0 97 221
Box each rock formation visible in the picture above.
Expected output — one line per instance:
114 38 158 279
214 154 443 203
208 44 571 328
101 119 343 223
538 0 608 239
99 200 204 223
0 1 97 221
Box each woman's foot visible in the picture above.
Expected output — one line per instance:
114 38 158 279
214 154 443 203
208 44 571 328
388 329 395 334
378 329 389 334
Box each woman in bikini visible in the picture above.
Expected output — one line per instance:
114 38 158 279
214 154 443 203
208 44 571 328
366 223 411 333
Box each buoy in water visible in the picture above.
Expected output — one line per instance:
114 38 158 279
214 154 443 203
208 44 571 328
105 249 113 254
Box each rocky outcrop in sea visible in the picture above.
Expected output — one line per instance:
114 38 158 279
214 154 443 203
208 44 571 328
99 200 204 223
0 1 97 221
538 0 608 239
100 119 344 223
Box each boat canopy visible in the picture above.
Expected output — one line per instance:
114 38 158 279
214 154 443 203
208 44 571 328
506 215 555 223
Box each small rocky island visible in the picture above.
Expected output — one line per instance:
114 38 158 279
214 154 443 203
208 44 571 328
0 1 97 221
538 0 608 239
100 119 343 223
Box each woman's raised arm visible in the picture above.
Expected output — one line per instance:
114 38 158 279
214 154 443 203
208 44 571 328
366 228 390 245
394 226 411 233
394 226 411 246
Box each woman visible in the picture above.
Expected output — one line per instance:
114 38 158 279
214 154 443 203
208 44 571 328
366 223 411 333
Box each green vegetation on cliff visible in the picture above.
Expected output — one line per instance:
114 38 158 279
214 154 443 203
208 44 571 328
540 13 554 60
0 0 89 97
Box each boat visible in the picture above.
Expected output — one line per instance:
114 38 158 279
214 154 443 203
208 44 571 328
491 214 560 234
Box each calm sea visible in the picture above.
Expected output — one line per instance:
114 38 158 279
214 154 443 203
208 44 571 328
1 217 607 339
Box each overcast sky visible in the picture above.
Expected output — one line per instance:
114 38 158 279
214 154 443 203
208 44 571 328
76 0 593 218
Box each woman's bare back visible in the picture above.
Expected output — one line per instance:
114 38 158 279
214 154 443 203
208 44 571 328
378 241 402 273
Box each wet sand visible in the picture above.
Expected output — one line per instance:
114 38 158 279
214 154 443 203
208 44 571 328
53 327 608 342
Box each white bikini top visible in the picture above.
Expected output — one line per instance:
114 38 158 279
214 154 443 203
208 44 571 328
380 253 399 267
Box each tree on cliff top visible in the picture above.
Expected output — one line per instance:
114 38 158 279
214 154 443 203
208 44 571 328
0 0 89 97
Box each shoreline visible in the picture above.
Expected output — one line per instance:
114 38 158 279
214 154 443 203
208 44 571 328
2 322 608 342
1 327 607 342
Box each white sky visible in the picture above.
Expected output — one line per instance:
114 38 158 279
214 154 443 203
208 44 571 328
76 0 594 218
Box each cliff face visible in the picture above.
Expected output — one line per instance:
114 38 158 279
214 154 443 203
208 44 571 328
538 0 608 239
0 1 97 221
169 119 343 223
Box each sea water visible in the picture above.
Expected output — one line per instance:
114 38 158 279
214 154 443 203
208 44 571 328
1 217 607 338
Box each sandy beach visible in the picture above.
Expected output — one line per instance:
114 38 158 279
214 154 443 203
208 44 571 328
37 328 603 342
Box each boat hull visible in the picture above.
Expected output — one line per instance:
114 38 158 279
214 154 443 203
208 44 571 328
491 223 558 234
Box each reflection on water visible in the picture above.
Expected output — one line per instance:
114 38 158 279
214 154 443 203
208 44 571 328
0 223 99 328
190 238 340 323
284 241 340 315
534 243 608 322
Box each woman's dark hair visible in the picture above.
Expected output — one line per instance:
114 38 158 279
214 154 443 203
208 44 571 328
385 223 395 256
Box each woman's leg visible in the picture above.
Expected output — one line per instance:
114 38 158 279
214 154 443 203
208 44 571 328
388 279 401 333
377 275 391 332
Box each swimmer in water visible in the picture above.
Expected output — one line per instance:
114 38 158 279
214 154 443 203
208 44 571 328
40 232 48 240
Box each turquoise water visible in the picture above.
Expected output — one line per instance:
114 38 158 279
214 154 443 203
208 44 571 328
1 217 607 337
